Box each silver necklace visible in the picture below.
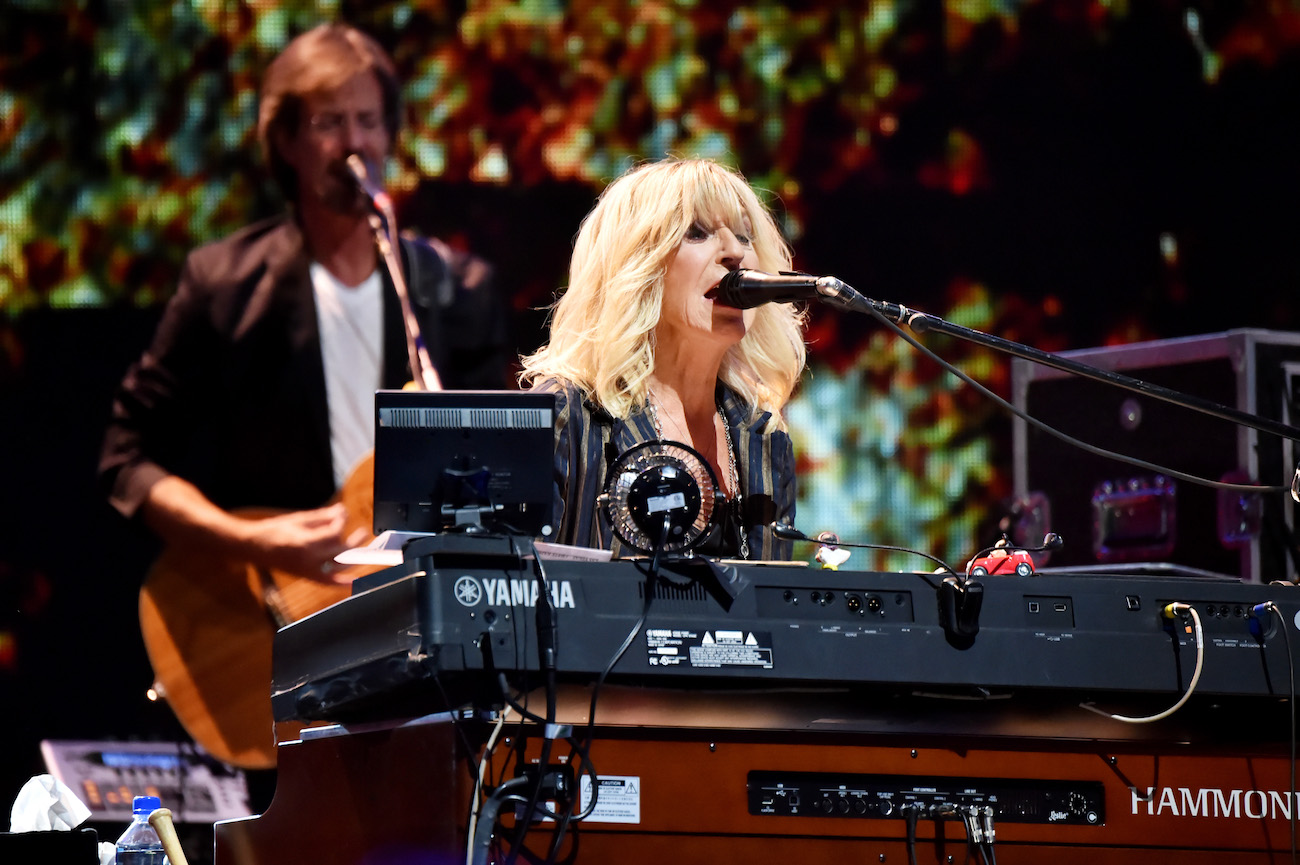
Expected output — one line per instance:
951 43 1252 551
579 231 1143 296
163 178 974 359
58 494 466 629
646 390 749 559
717 405 749 559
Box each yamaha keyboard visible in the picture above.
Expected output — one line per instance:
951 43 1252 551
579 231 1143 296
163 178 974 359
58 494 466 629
271 535 1300 724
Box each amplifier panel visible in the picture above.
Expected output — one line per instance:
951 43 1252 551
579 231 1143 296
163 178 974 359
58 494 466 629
497 728 1295 860
746 770 1105 825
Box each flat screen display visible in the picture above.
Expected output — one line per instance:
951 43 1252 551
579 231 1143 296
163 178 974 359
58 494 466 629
372 390 558 538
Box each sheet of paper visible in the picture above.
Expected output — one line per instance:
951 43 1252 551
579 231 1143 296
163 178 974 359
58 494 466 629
334 530 434 566
336 534 615 565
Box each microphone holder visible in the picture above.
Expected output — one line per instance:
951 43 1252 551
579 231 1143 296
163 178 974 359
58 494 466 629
937 574 983 647
825 284 1300 447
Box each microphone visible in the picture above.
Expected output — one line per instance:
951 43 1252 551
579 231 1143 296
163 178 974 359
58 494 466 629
344 154 392 213
708 269 862 310
1030 532 1064 553
769 521 807 542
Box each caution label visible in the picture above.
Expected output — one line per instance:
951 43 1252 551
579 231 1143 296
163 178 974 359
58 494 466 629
645 628 774 669
579 775 641 824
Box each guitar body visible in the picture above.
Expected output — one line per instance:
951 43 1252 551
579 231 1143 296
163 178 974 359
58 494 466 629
139 456 380 769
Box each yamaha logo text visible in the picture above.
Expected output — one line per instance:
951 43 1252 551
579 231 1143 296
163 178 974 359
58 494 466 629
454 575 576 610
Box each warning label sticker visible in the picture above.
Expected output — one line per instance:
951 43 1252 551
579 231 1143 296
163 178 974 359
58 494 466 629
644 628 774 669
580 775 641 824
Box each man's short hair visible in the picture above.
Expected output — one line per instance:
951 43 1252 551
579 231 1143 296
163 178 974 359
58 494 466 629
257 23 401 201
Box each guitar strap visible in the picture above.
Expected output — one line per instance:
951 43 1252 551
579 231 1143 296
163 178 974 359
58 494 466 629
399 235 457 309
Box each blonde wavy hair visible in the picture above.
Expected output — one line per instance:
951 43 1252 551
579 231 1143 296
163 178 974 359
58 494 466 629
519 158 808 429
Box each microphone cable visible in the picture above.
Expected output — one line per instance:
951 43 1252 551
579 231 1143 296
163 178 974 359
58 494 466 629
963 533 1063 578
575 516 674 821
770 521 956 583
772 521 992 641
859 301 1289 496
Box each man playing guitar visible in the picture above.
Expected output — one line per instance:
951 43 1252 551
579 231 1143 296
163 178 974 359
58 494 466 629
98 23 510 776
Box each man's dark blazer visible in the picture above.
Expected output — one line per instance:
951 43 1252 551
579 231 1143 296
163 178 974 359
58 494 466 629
99 215 511 518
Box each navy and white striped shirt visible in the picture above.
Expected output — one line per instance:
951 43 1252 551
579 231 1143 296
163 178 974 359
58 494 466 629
534 378 796 560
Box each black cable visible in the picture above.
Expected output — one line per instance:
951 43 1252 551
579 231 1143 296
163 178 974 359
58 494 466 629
497 794 564 813
585 516 671 728
497 673 550 725
470 776 532 865
901 803 920 865
512 837 576 865
772 521 955 577
931 804 974 865
541 788 576 865
649 512 670 576
496 733 585 858
1264 602 1298 865
474 534 576 863
489 737 597 864
426 668 489 785
501 723 556 865
563 734 601 821
962 533 1062 577
863 301 1288 495
503 538 561 865
488 534 537 734
583 560 656 734
837 539 956 576
963 806 997 865
517 727 584 863
577 516 671 825
448 536 542 798
492 543 561 724
528 539 560 700
981 806 998 865
1288 614 1297 865
960 808 978 865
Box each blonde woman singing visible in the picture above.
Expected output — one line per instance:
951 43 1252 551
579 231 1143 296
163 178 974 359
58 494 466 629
520 158 809 560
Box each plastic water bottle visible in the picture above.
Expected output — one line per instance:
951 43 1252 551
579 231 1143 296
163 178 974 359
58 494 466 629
115 795 169 865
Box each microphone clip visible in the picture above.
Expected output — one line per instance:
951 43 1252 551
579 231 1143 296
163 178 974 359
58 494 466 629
938 575 983 647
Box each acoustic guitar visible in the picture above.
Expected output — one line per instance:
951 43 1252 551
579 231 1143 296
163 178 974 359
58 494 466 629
138 456 381 770
140 212 443 769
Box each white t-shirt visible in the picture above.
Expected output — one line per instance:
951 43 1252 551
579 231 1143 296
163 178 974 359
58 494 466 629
310 261 383 488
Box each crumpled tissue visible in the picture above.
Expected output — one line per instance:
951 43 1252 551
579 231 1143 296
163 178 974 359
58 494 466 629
10 774 115 864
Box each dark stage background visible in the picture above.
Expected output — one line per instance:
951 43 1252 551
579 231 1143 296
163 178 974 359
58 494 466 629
3 0 1300 810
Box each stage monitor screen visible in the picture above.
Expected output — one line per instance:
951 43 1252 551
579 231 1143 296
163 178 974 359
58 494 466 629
372 390 557 538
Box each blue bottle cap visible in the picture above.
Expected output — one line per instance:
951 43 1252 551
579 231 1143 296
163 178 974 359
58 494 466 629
132 795 161 815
